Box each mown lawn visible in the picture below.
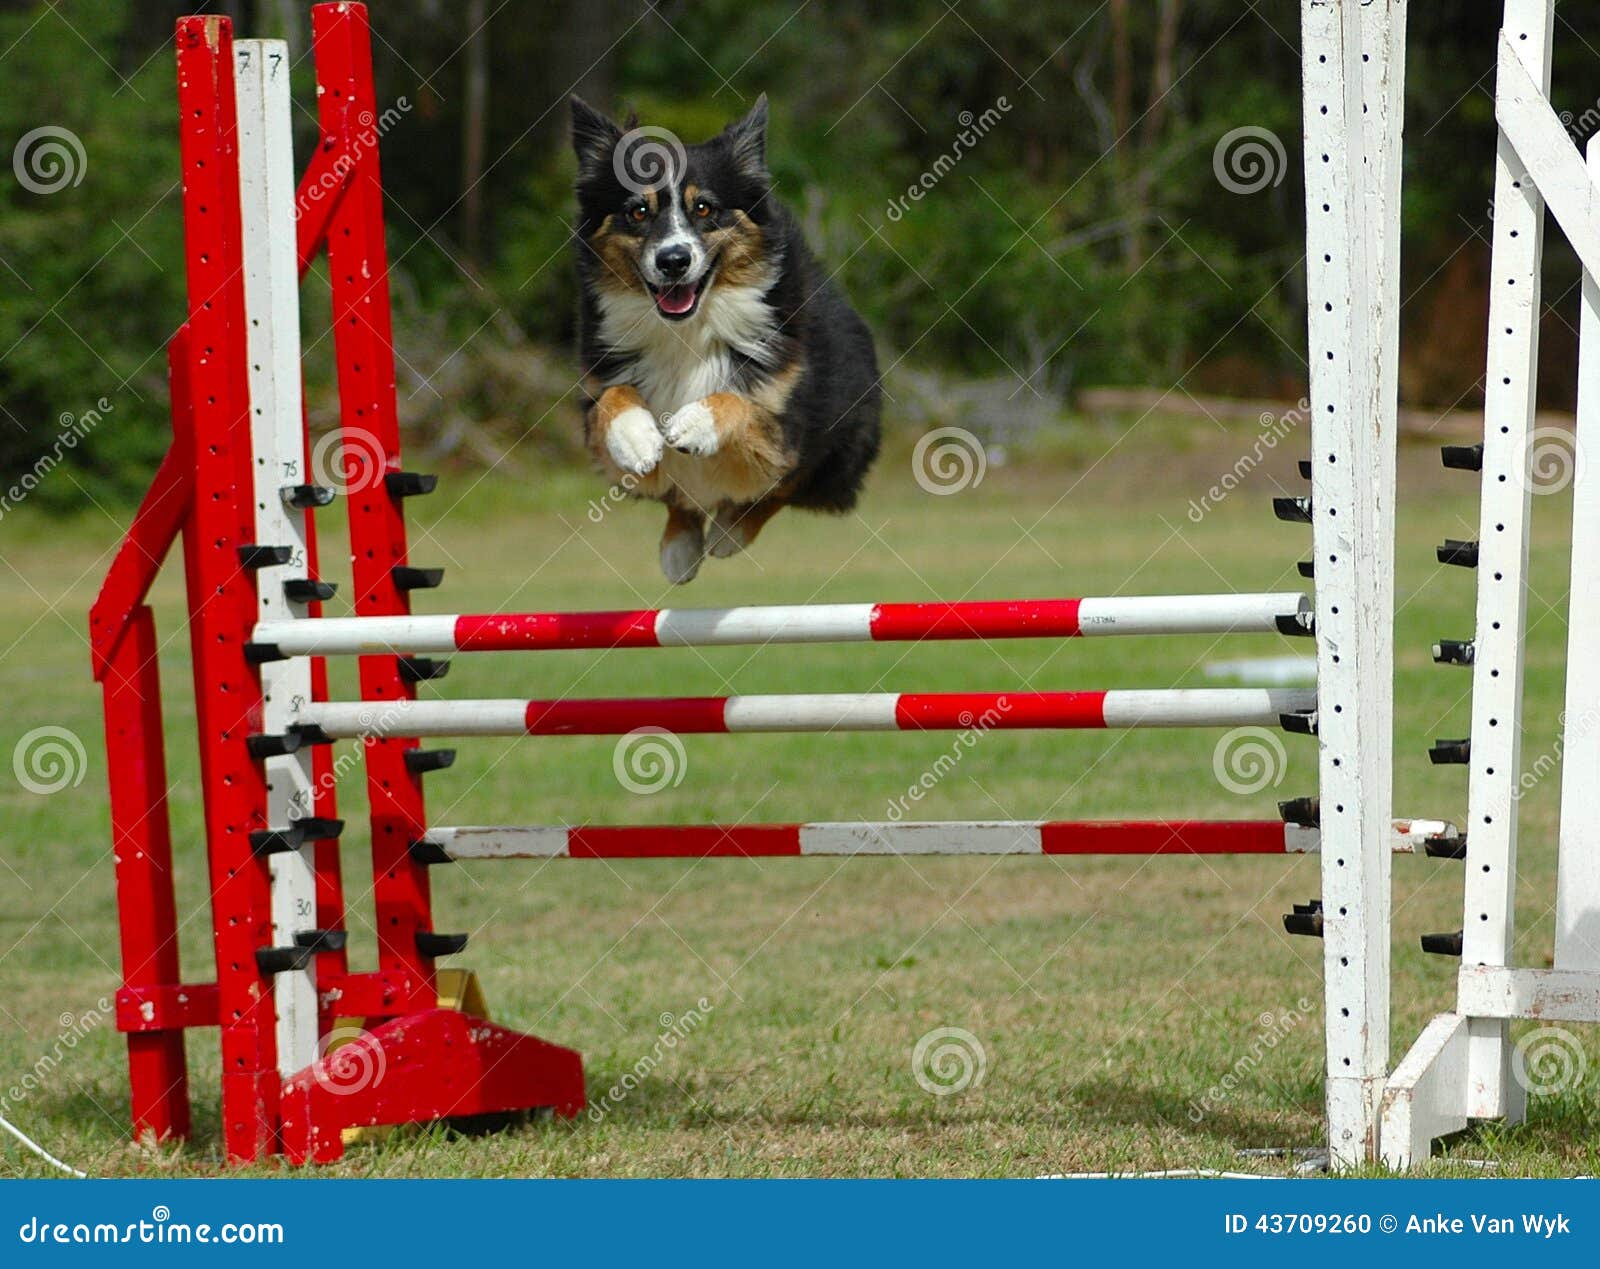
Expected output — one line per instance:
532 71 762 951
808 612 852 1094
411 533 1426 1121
1 418 1596 1177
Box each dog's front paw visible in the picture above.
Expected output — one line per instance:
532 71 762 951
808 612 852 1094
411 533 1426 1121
660 400 720 456
606 405 663 474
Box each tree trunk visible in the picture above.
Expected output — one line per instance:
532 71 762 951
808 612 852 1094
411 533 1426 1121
1108 0 1137 266
1142 0 1183 147
461 0 489 267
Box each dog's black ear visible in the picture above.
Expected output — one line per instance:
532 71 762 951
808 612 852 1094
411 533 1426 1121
570 95 622 170
723 93 769 178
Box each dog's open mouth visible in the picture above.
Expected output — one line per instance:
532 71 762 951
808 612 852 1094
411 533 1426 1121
648 263 716 321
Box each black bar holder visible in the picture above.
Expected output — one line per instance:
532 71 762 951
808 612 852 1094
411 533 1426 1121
1280 710 1319 736
416 931 468 958
1273 496 1313 524
250 816 346 856
385 471 438 498
1283 900 1324 939
246 723 335 760
237 544 293 570
1423 833 1468 861
255 945 313 975
405 748 456 776
399 656 450 684
284 578 338 603
1277 612 1316 638
1279 796 1319 827
281 484 336 509
392 565 444 592
409 838 454 865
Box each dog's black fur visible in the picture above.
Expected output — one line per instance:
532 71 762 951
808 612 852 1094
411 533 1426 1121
570 94 881 581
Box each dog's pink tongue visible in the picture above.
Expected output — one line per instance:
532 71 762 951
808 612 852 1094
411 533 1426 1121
656 284 696 315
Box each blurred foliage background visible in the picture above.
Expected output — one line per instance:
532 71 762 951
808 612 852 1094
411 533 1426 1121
2 0 1598 506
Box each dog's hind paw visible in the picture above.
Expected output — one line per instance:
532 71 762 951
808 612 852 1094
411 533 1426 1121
660 530 703 583
706 514 752 558
606 405 663 474
660 400 720 456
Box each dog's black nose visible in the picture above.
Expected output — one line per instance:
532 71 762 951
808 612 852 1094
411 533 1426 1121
655 243 692 280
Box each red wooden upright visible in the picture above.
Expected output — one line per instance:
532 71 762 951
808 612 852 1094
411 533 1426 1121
173 14 281 1162
312 1 438 1019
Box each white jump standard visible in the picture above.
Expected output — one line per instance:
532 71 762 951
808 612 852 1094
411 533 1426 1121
1380 0 1600 1168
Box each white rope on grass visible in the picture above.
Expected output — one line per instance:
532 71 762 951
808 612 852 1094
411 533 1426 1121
0 1111 86 1178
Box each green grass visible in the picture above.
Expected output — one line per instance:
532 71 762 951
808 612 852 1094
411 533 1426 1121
1 421 1597 1177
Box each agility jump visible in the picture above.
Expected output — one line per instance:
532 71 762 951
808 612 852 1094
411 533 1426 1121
89 1 1597 1172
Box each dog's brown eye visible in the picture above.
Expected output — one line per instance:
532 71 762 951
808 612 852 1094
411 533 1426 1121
626 203 648 224
693 199 713 219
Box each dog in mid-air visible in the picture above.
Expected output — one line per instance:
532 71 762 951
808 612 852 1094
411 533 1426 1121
570 94 881 583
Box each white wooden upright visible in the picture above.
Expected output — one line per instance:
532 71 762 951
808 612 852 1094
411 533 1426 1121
235 39 323 1078
1301 0 1403 1167
1557 136 1600 978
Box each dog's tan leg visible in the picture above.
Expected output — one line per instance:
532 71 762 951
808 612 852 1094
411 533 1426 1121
707 497 788 558
586 384 664 480
659 503 706 584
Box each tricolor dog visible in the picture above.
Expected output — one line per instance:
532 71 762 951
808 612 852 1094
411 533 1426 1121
570 95 882 583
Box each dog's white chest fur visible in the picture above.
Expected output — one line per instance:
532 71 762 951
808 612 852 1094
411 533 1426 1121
596 278 776 415
596 277 778 507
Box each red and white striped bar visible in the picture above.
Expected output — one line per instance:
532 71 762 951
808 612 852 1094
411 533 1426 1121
420 818 1457 860
253 592 1310 655
298 687 1317 738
